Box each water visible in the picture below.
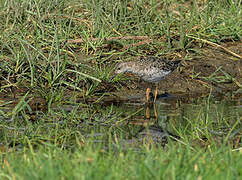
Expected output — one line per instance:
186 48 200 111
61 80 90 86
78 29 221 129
0 94 241 150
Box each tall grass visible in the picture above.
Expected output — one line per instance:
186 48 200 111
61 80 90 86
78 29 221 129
0 1 241 179
1 145 241 179
0 0 241 99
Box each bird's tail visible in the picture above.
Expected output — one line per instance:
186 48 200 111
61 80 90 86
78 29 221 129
171 60 182 71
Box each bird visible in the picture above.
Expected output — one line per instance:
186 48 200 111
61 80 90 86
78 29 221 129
111 56 181 103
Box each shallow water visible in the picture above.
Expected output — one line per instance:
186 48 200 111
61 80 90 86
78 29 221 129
0 94 241 149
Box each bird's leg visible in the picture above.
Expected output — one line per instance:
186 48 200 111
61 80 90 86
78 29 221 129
153 103 158 119
146 87 151 102
145 106 150 119
153 85 159 103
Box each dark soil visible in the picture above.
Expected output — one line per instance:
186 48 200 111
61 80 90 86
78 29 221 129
103 42 241 103
0 42 241 106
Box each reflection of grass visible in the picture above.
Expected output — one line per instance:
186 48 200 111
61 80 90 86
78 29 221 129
0 0 241 178
1 96 241 178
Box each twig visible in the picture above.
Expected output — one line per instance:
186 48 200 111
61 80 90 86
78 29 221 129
187 35 242 59
121 39 153 51
68 36 151 43
191 78 211 88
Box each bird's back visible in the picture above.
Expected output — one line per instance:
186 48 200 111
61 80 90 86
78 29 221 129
137 57 181 83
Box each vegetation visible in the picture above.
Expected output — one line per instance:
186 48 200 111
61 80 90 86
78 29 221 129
1 145 241 179
0 0 241 179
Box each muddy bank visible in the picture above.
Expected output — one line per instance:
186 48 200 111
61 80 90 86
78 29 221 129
0 42 241 105
104 42 241 102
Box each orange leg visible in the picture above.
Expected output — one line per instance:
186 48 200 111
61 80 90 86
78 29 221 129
153 86 159 103
145 106 150 119
146 87 151 102
153 103 158 119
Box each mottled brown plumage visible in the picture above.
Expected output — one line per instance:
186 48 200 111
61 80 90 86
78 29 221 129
112 57 181 102
114 57 181 83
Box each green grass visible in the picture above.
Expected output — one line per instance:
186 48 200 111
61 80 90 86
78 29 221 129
0 0 241 179
1 145 241 179
0 96 241 179
0 0 241 97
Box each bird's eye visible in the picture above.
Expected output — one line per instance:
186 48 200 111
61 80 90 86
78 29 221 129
117 67 121 70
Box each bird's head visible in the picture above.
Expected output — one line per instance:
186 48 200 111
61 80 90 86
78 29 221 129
110 62 131 80
114 62 130 74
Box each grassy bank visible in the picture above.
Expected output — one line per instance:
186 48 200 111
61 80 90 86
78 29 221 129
0 0 241 98
1 145 241 179
0 95 241 179
0 0 241 179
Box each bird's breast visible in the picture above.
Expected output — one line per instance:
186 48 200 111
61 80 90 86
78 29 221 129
140 70 171 83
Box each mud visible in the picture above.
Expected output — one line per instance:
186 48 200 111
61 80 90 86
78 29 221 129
106 42 241 102
0 42 241 105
